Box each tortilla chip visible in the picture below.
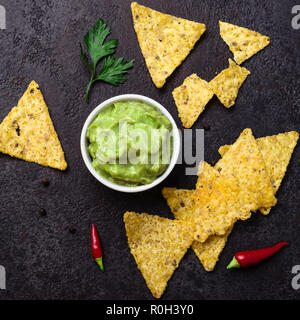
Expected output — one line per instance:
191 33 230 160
209 59 250 108
162 187 232 271
218 131 299 214
214 128 277 212
192 130 277 241
191 228 232 272
172 74 214 128
219 21 270 65
218 144 230 157
131 2 206 88
162 188 196 221
124 211 194 299
0 81 67 170
193 162 244 242
162 163 242 243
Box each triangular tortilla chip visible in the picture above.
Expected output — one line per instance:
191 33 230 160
219 21 270 65
162 187 232 271
209 58 250 108
214 128 277 212
161 163 242 243
172 74 214 128
0 81 67 170
162 188 196 222
193 162 245 242
218 131 299 215
192 130 277 241
124 211 194 298
131 2 206 88
192 228 232 272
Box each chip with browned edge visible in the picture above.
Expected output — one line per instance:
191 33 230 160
162 187 232 271
209 59 250 108
219 21 270 65
172 74 214 128
0 81 67 170
131 2 206 88
218 131 299 215
124 211 194 298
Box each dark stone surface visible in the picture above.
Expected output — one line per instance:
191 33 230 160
0 0 299 300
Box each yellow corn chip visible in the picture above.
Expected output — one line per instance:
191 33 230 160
162 188 196 221
192 228 232 272
162 187 232 272
192 130 276 241
255 132 299 196
218 144 230 157
214 128 277 212
193 162 244 242
218 131 299 215
172 74 214 128
131 2 206 88
162 163 242 243
124 211 194 299
0 81 67 170
209 58 250 108
219 21 270 65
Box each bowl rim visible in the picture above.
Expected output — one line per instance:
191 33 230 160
80 94 180 193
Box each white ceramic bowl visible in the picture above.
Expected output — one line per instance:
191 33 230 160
80 94 180 193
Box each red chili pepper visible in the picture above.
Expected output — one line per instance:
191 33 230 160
227 242 288 269
91 224 104 271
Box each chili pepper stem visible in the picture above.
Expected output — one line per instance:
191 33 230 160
227 256 241 269
91 224 104 272
95 257 104 271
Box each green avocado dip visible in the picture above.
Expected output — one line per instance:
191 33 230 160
86 100 173 186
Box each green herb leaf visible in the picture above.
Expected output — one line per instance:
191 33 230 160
80 18 134 103
84 18 118 69
96 56 134 86
79 43 93 74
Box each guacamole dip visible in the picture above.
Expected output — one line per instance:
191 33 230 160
86 100 173 186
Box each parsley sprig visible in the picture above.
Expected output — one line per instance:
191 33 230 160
80 18 134 103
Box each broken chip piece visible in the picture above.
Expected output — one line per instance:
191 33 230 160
0 81 67 170
124 211 194 299
172 74 214 128
218 131 299 215
131 2 206 88
219 21 270 65
209 59 250 108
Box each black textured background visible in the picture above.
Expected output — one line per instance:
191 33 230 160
0 0 299 300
